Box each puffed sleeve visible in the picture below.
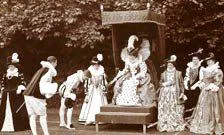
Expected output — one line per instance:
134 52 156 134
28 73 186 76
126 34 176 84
103 73 108 86
157 72 165 94
184 67 190 90
208 69 223 92
214 69 223 86
120 63 129 75
17 73 26 94
159 72 165 85
135 62 147 79
40 61 57 77
111 63 129 83
19 73 26 86
179 71 185 94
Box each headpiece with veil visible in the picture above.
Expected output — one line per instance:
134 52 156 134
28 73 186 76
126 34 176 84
121 35 151 63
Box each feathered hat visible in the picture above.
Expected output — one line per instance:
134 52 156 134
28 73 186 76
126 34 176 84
167 55 177 64
127 35 139 53
188 48 203 59
204 52 216 61
91 54 103 64
160 55 177 68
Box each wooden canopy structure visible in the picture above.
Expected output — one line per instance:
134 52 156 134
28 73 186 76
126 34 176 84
101 9 166 70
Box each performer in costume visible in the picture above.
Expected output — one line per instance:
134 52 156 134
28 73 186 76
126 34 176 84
184 48 203 118
0 53 30 132
109 35 156 106
23 56 58 135
157 55 187 132
59 70 91 129
79 54 108 125
189 52 224 135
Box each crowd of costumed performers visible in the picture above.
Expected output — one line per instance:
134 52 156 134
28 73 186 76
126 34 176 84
0 35 223 135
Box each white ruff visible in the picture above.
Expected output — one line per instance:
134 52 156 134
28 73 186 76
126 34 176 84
205 62 220 72
6 68 19 78
1 93 14 132
187 61 201 69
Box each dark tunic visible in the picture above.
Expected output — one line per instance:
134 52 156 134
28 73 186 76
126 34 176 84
0 73 30 131
23 67 48 99
184 67 201 118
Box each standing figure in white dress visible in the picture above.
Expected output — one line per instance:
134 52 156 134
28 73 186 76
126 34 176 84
59 70 91 129
79 54 108 125
189 52 224 135
157 55 187 132
110 35 156 106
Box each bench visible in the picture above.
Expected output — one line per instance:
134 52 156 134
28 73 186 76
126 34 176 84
95 105 157 134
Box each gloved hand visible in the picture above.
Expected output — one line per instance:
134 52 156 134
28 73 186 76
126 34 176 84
16 85 26 94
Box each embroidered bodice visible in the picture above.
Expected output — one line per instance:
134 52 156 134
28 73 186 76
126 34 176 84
88 65 105 86
165 69 175 84
189 68 199 84
200 62 223 86
1 72 25 92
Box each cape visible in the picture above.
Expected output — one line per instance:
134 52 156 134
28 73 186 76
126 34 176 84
23 67 48 99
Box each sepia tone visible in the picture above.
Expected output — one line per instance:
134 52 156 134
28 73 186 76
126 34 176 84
0 0 224 135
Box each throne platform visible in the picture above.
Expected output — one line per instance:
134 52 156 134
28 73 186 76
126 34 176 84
95 104 157 134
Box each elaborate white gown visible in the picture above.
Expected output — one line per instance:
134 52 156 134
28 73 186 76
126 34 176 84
115 58 147 106
189 62 224 135
78 65 108 123
157 68 186 132
112 53 156 106
111 39 156 106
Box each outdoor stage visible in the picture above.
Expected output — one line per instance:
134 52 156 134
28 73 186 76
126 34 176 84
1 108 195 135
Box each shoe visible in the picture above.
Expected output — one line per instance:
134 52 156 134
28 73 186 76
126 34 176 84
85 121 93 125
66 124 75 130
59 123 66 128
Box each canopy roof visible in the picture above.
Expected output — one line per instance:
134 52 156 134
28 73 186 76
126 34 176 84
101 10 165 26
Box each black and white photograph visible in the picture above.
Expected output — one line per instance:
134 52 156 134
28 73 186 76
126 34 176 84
0 0 224 134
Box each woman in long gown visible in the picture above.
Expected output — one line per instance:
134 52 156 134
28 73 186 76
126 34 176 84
79 54 108 125
183 52 202 118
110 35 156 106
189 52 224 135
157 55 186 132
0 53 30 132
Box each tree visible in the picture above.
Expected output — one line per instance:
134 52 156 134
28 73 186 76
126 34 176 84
164 0 224 52
0 0 104 48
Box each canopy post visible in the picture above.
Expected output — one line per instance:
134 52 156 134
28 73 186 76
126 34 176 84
157 25 166 61
112 25 120 72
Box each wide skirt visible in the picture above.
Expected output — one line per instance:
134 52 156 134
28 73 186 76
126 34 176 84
79 85 108 123
0 91 30 132
157 85 186 132
190 89 224 135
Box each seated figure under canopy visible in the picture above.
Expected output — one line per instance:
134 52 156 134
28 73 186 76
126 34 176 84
109 35 156 106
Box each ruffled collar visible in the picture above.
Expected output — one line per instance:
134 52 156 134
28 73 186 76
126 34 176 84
40 61 57 76
205 62 220 72
121 47 143 64
6 68 19 78
88 65 104 76
187 61 202 69
76 70 84 82
166 67 176 73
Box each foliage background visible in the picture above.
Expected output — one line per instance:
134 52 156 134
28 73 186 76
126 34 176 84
0 0 223 108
